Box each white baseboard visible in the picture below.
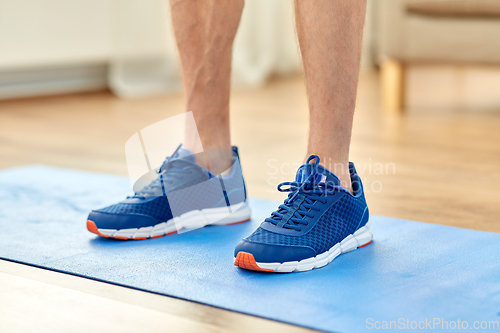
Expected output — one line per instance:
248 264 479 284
0 64 108 100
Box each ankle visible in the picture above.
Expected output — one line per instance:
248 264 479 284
336 173 353 194
185 141 232 175
325 164 352 194
194 150 233 175
184 126 232 174
305 154 353 194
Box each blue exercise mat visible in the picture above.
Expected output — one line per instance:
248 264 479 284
1 165 499 332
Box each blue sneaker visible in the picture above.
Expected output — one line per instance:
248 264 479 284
234 155 371 273
87 145 251 240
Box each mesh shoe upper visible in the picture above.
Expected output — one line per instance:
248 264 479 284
96 196 173 222
245 194 367 254
89 146 247 229
235 156 369 263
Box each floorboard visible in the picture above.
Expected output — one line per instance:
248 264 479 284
1 67 499 332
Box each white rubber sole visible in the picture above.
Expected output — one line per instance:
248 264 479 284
236 221 373 273
95 202 251 239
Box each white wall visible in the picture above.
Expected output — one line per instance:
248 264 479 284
0 0 375 99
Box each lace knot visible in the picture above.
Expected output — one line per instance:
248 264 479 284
264 155 344 231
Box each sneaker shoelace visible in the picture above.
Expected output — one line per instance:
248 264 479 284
264 155 346 231
129 144 202 199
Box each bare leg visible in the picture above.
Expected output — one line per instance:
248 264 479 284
295 0 366 192
170 0 244 173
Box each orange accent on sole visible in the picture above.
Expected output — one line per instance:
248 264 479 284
234 252 273 272
87 220 109 238
149 230 177 239
226 218 251 226
358 240 372 248
113 236 129 240
87 218 247 240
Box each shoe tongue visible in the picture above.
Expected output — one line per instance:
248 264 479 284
172 147 195 163
295 163 341 186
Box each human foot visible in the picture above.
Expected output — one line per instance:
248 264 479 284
87 145 250 240
234 155 371 273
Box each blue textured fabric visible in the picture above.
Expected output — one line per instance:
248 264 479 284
87 211 159 230
237 156 369 261
246 195 367 254
89 145 247 230
97 197 172 221
1 166 500 332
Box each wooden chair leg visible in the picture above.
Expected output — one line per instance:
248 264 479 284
380 59 405 113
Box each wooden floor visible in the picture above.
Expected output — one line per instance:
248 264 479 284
1 66 500 332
